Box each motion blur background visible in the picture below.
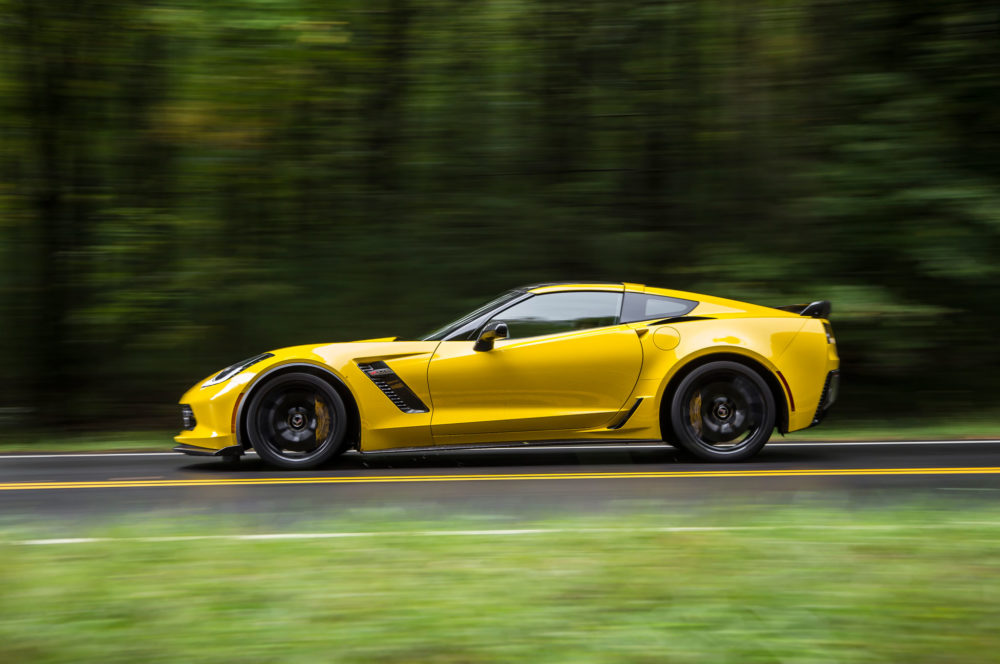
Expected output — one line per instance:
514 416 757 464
1 0 998 432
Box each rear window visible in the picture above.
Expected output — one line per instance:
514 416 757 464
620 292 697 323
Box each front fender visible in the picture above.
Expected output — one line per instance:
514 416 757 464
173 351 344 453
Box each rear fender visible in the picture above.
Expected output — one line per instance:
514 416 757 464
655 347 793 436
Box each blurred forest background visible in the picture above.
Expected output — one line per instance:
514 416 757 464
1 0 998 431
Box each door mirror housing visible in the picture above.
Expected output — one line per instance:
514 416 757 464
474 321 509 352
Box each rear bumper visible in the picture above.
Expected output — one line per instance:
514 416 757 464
811 370 840 426
173 443 243 458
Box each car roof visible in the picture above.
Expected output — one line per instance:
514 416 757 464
522 281 696 298
519 281 800 318
521 281 632 293
521 280 623 290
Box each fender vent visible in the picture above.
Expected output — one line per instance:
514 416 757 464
356 361 430 414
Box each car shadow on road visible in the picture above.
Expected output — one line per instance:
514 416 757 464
179 444 822 474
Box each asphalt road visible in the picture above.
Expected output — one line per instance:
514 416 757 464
1 440 999 527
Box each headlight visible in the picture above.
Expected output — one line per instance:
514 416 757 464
201 353 274 388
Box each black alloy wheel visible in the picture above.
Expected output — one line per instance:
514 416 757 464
669 361 775 461
245 372 348 469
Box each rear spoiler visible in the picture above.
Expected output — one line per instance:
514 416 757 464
775 300 831 319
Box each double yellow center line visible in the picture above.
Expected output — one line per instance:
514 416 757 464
1 466 1000 491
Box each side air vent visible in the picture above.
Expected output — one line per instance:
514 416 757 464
356 361 430 414
608 398 643 430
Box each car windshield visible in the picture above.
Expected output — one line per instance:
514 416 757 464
421 290 522 341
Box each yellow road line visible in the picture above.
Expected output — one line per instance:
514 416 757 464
1 466 1000 491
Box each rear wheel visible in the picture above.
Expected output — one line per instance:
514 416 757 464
669 361 775 462
245 372 348 469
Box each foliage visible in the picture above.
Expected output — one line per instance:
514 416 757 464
1 0 998 426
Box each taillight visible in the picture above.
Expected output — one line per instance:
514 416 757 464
822 321 835 344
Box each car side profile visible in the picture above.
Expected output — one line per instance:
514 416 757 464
175 282 839 469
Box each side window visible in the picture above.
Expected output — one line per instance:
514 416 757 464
491 291 623 339
620 292 697 323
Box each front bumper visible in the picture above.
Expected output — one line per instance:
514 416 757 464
173 371 252 453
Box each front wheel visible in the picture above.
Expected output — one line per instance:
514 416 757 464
245 372 348 469
668 361 775 462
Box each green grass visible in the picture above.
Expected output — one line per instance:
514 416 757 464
783 416 1000 441
2 506 1000 662
0 430 171 452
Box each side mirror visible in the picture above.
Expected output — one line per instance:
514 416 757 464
474 321 509 352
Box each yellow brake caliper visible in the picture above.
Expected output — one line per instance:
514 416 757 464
315 398 330 441
689 391 703 436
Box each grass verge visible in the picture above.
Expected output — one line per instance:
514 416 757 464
784 415 1000 441
2 505 999 663
0 430 171 453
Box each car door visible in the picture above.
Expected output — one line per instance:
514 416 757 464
427 289 643 437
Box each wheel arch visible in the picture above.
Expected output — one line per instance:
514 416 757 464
658 350 791 440
235 361 362 452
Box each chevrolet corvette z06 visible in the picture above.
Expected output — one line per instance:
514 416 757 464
175 282 839 469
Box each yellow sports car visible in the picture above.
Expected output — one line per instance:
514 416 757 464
175 282 839 468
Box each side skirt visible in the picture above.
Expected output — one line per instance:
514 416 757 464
356 438 669 456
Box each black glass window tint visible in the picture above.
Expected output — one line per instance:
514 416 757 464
491 291 623 339
620 292 697 323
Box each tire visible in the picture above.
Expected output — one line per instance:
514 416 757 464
668 361 775 462
245 372 349 470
